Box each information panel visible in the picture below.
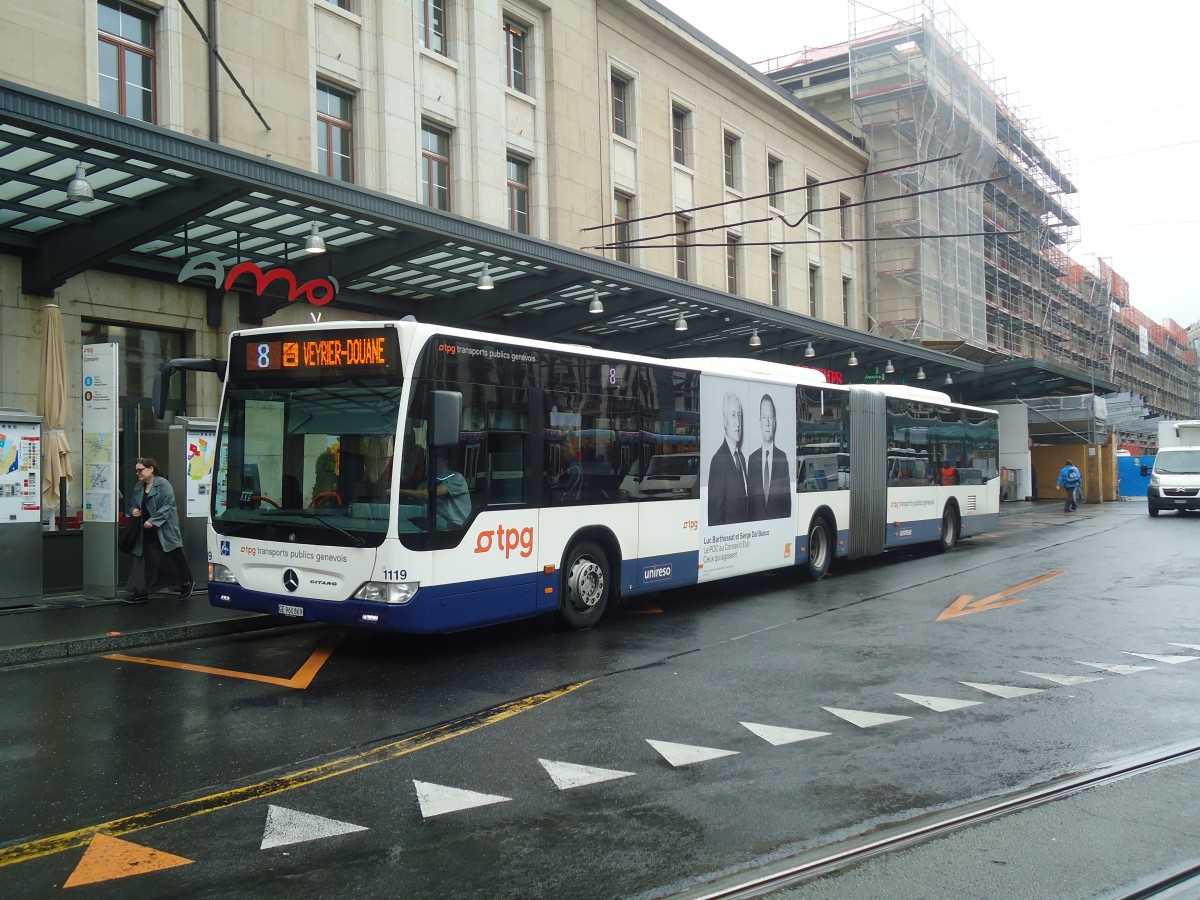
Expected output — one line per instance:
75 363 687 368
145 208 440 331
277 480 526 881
186 427 217 518
0 420 41 524
82 343 119 523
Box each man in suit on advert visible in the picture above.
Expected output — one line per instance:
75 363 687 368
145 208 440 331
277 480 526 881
748 393 792 520
707 391 749 525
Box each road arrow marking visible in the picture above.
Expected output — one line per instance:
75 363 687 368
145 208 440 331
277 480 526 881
740 722 831 745
1076 661 1156 675
538 759 636 790
938 570 1064 621
64 834 192 887
1169 643 1200 651
895 693 983 712
1021 671 1103 686
413 781 511 818
260 805 367 849
822 707 912 728
646 739 739 767
960 681 1044 698
1124 652 1199 664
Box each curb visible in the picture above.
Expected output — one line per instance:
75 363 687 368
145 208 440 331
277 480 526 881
0 614 283 668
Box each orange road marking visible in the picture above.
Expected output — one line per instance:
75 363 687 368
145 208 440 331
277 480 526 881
64 834 192 888
0 679 592 871
622 606 663 615
937 570 1065 621
103 631 342 689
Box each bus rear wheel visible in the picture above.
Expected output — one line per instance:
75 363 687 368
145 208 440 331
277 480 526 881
803 517 832 581
938 504 960 553
558 541 610 630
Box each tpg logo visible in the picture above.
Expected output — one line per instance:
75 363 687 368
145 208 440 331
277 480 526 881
642 563 671 582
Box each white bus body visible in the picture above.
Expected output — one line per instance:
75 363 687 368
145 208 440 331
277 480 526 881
204 321 999 633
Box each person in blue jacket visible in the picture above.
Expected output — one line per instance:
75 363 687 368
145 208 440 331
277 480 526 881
126 457 195 602
1056 459 1082 512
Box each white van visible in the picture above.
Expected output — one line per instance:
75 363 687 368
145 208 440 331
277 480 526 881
1147 446 1200 516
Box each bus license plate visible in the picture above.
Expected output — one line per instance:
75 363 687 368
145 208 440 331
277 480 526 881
278 604 304 617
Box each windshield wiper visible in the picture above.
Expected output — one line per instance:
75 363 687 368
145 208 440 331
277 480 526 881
262 509 366 547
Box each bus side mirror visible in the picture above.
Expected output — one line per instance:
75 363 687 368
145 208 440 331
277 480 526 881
431 390 462 447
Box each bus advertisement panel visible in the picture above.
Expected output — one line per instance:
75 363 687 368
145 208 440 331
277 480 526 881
700 375 796 581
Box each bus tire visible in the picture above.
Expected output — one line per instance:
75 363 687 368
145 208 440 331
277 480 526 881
558 541 610 630
938 504 960 553
803 516 832 581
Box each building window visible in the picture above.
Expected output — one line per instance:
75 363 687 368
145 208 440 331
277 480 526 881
98 0 155 122
805 174 821 228
723 132 740 190
611 73 630 138
421 122 451 210
768 157 783 210
671 105 690 166
842 277 853 326
507 155 529 234
316 83 353 182
770 250 783 307
613 193 633 264
675 216 689 280
808 264 820 316
419 0 446 55
840 193 852 240
725 234 741 294
503 19 527 93
323 0 352 9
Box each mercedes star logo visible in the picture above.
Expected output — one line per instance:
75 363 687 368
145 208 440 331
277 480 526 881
283 569 300 592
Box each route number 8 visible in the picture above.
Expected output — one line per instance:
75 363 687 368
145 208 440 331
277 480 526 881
257 344 271 368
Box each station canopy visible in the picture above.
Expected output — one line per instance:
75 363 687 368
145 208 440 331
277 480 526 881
0 79 1110 405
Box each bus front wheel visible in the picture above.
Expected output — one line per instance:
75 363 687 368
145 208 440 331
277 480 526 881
558 541 610 630
803 517 832 581
938 504 960 553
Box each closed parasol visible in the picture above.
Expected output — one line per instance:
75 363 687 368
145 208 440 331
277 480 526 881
39 303 73 512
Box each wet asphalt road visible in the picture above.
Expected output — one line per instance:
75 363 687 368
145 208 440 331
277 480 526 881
1 503 1198 897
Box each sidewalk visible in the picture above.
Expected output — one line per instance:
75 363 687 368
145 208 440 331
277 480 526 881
0 588 280 668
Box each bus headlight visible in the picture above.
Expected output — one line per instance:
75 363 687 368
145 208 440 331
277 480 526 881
209 563 238 584
354 582 419 605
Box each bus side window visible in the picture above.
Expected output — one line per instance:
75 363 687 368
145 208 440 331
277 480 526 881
487 436 525 506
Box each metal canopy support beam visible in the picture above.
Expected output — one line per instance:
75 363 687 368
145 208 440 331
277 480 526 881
22 179 243 296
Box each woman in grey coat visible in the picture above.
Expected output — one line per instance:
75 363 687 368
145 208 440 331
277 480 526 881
126 457 195 603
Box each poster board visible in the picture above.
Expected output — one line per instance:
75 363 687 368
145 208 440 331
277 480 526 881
0 418 41 524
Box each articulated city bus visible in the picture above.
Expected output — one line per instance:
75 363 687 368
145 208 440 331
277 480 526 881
194 320 999 633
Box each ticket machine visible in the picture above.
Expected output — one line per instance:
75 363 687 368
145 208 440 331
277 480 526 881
168 417 217 591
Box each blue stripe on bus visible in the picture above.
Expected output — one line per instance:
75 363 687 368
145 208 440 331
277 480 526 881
621 550 700 596
213 573 540 634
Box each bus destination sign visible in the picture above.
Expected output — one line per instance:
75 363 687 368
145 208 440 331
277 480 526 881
233 329 399 380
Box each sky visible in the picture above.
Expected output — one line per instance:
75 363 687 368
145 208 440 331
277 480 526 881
657 0 1199 330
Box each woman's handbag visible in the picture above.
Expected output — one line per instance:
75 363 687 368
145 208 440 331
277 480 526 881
117 516 141 554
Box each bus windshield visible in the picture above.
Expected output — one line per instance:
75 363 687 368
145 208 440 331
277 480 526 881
212 381 402 547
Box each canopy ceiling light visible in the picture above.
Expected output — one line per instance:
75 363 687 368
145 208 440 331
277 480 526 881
674 312 688 332
66 163 93 202
303 223 327 254
916 366 926 381
847 350 858 367
749 328 761 348
944 372 954 386
588 290 604 314
476 263 494 290
884 359 895 374
804 341 815 358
